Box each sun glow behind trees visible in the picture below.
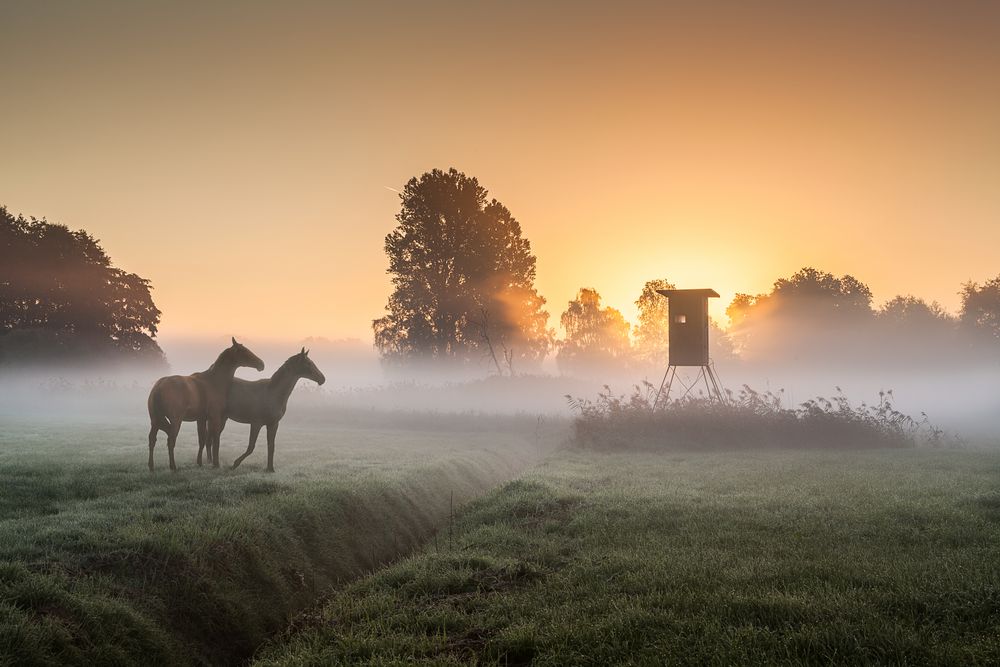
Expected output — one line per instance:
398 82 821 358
3 2 1000 342
367 171 1000 379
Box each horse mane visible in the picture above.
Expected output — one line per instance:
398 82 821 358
271 353 303 382
205 347 235 373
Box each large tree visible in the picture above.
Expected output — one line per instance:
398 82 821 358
0 206 164 365
556 288 631 376
373 169 552 370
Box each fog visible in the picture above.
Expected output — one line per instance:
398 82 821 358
1 330 997 447
714 363 1000 440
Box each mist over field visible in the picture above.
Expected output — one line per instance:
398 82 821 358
1 338 997 443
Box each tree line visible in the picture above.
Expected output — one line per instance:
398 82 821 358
4 171 997 374
375 169 1000 376
0 205 164 367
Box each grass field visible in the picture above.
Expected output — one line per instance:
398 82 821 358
256 448 1000 666
3 392 1000 667
0 411 560 666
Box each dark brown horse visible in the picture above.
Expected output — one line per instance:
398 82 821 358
223 348 326 472
147 338 264 471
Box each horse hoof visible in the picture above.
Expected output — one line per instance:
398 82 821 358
265 468 275 473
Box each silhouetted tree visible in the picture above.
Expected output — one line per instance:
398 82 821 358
874 295 959 364
960 276 1000 344
557 288 631 376
725 267 874 363
633 278 675 366
373 169 553 369
725 292 765 328
878 295 955 329
772 267 874 315
0 206 164 365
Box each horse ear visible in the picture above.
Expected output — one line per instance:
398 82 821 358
301 347 305 354
232 336 238 345
306 349 310 356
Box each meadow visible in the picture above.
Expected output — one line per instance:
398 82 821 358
0 408 562 666
257 449 1000 666
2 386 999 666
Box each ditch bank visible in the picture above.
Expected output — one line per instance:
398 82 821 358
0 443 547 666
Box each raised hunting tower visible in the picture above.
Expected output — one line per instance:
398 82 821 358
653 288 726 405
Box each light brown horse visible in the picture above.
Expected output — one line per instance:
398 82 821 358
223 348 326 472
146 338 264 471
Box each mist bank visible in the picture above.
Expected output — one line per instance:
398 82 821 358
1 334 997 441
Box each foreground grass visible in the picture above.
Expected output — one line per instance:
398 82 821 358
0 414 558 666
257 449 1000 666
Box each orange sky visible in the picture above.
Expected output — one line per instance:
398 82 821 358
3 1 999 343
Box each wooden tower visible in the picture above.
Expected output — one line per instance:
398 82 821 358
653 288 726 406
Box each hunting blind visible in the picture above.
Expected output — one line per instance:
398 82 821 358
653 288 726 405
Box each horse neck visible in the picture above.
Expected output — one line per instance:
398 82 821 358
203 353 240 384
269 362 302 404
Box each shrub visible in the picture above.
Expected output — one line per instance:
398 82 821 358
567 383 943 451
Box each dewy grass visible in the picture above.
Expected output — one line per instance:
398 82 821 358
256 449 1000 666
0 413 559 666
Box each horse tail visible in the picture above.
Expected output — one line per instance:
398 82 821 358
148 381 170 432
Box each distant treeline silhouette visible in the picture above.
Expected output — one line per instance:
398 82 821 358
4 178 997 376
726 267 1000 369
557 271 1000 375
0 205 164 367
375 169 1000 376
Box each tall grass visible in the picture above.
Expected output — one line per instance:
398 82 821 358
568 382 943 450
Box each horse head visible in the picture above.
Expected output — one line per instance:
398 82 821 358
228 337 265 372
290 347 326 385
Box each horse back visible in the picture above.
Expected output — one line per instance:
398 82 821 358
148 375 209 422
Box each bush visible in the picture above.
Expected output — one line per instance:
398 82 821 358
567 383 943 451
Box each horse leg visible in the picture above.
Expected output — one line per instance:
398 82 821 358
148 422 158 471
166 419 182 472
208 418 224 469
196 419 207 466
233 423 261 469
214 419 228 468
265 422 279 473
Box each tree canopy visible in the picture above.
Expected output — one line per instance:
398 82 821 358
373 169 552 370
633 278 675 367
557 288 631 376
960 276 1000 343
878 295 954 330
725 267 875 362
0 206 164 365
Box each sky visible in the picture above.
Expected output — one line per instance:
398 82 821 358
3 0 999 344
